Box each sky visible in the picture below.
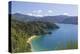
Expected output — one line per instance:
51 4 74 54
10 1 78 17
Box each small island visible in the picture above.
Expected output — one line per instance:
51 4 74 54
11 19 59 53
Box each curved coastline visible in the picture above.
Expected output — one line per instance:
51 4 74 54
27 35 37 44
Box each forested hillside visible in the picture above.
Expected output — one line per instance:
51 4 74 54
11 18 59 52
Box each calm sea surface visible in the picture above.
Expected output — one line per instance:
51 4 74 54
31 24 78 51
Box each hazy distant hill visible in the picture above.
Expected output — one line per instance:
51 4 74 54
11 13 78 24
39 15 70 23
62 16 78 24
11 13 37 22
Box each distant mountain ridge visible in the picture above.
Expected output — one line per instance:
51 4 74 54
10 13 78 24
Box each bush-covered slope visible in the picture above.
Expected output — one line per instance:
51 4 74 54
11 19 59 53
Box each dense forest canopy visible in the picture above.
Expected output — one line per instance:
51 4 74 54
11 19 59 36
11 16 59 52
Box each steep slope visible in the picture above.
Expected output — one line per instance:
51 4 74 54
11 18 59 52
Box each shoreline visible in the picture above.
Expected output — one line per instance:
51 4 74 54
27 35 37 44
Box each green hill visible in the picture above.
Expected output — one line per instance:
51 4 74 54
11 18 59 53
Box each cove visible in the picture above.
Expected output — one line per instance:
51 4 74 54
30 24 78 52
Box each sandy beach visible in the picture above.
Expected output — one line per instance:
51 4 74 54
27 35 37 44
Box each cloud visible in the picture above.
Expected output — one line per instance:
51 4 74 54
26 12 43 17
33 14 43 17
27 10 53 17
44 14 48 16
48 10 53 13
37 10 42 13
63 13 69 15
26 13 33 16
33 10 42 13
32 10 36 13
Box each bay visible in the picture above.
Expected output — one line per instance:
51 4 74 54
30 24 78 51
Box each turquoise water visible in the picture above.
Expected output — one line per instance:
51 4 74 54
31 24 78 51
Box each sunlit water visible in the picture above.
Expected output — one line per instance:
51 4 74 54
30 24 78 51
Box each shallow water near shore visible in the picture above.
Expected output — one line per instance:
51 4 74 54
30 24 78 51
